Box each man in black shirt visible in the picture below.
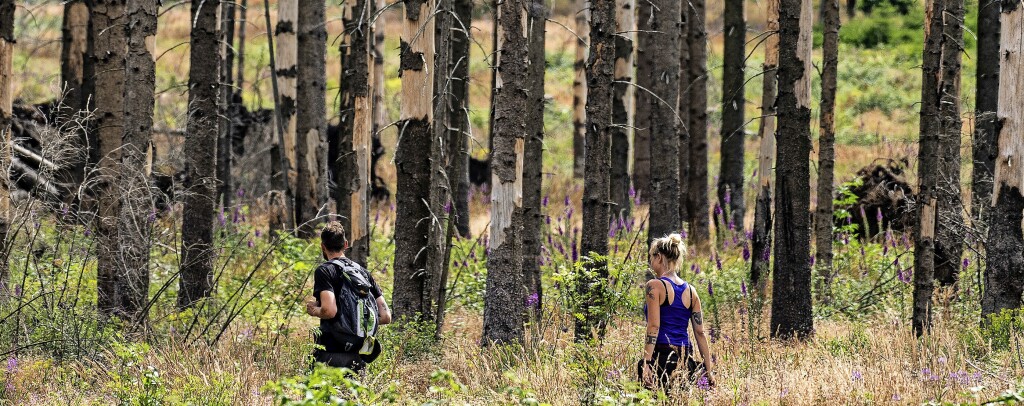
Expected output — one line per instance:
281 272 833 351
306 222 392 371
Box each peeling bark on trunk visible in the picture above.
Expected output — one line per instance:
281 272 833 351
769 0 814 339
482 0 527 345
218 0 236 209
719 0 746 230
265 0 293 234
638 0 681 243
295 0 328 237
119 0 157 322
92 0 127 316
349 0 373 267
572 0 589 179
912 0 944 336
179 0 221 308
392 0 437 323
451 0 472 238
523 0 547 316
933 0 964 287
970 0 1000 235
814 0 839 300
611 0 634 221
687 0 710 253
275 0 297 229
982 1 1024 318
751 0 778 291
0 0 13 298
577 0 615 340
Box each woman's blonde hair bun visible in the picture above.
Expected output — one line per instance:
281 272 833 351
651 233 687 264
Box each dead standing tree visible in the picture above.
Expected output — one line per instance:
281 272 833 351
295 0 329 237
982 0 1024 319
522 0 547 312
0 0 12 297
770 0 814 339
970 0 1000 234
687 0 710 252
751 0 779 291
572 0 588 179
482 0 528 345
179 0 221 308
932 0 965 287
719 0 746 230
610 0 634 221
392 0 441 323
814 0 840 299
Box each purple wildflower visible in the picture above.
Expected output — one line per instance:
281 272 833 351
608 225 616 238
852 370 863 381
237 188 245 198
707 281 714 296
444 201 452 214
742 245 750 261
696 375 711 390
724 189 732 205
564 196 571 206
629 186 636 198
962 258 970 269
255 229 262 237
542 196 549 207
713 204 722 217
6 356 17 372
694 264 701 275
876 208 883 223
218 210 226 227
715 255 722 270
13 285 21 297
148 210 157 222
571 240 578 262
741 281 748 296
526 292 540 307
247 240 254 248
809 255 815 266
761 248 770 261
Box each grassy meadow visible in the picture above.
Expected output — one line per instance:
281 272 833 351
3 0 1023 404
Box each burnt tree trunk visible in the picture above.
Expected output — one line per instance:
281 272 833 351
218 0 236 209
982 0 1023 318
295 0 328 237
275 0 297 230
611 0 634 221
451 0 472 237
392 0 437 323
912 0 945 336
933 0 964 287
334 1 354 248
118 0 157 322
179 0 221 308
638 0 681 243
92 0 127 316
523 0 547 313
970 0 1000 234
482 0 528 345
427 0 454 331
769 0 814 339
814 0 839 300
751 0 778 290
687 0 711 253
0 0 12 298
632 0 652 203
719 0 746 230
58 1 90 191
677 1 690 226
577 0 615 340
352 0 373 266
572 0 588 179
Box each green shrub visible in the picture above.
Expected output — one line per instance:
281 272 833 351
265 364 398 406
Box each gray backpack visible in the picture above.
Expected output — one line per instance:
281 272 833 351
321 258 380 356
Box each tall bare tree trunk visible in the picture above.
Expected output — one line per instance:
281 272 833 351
450 0 472 237
814 0 839 300
58 1 90 192
719 0 746 230
638 0 680 243
482 0 527 345
0 0 13 299
275 0 298 230
179 0 221 308
970 0 1000 234
687 0 710 252
334 0 354 245
265 0 292 235
392 0 437 323
350 0 373 267
751 0 778 290
983 0 1024 317
769 0 814 339
522 0 546 313
295 0 328 237
632 0 652 203
677 3 690 226
218 0 236 209
572 0 588 179
92 0 127 316
611 0 634 221
236 0 246 92
933 0 964 287
912 0 945 336
577 0 615 340
119 0 157 322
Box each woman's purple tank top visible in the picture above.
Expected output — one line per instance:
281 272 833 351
644 277 692 347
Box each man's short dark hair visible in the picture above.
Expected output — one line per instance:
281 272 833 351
321 222 348 251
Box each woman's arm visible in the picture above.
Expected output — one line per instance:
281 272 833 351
643 279 664 361
690 289 714 383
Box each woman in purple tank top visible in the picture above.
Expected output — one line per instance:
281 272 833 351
638 234 715 389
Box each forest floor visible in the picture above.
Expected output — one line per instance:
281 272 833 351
5 0 1021 405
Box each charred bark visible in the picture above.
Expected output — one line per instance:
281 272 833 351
769 0 814 339
719 0 746 230
572 0 588 179
751 0 779 290
687 0 711 252
451 0 472 237
933 0 965 287
294 0 329 237
970 0 1000 233
523 0 547 315
814 0 839 300
638 0 681 243
179 0 221 308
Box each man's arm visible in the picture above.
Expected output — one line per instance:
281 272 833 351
376 296 392 325
306 290 338 319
